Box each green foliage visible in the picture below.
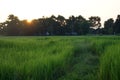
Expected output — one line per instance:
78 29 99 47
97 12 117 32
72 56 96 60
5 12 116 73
100 43 120 80
0 36 120 80
0 37 73 80
0 14 91 36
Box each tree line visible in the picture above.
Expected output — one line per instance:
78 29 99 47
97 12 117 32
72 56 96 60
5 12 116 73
0 14 120 36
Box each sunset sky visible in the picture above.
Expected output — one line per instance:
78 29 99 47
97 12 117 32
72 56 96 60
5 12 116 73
0 0 120 26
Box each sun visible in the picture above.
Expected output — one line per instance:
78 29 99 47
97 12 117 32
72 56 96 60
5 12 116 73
27 19 32 24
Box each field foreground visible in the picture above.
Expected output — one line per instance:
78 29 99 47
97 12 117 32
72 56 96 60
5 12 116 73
0 36 120 80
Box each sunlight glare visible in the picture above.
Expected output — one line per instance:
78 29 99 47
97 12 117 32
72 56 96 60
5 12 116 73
27 19 32 24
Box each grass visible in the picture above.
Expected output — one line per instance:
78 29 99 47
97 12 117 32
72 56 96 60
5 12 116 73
0 37 74 80
0 36 120 80
100 42 120 80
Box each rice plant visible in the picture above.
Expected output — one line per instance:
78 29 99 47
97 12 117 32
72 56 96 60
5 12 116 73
0 37 74 80
100 43 120 80
0 36 120 80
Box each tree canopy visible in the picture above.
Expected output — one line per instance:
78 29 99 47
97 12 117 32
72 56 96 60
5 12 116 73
0 14 120 36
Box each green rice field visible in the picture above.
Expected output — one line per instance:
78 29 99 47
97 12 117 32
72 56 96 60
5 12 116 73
0 36 120 80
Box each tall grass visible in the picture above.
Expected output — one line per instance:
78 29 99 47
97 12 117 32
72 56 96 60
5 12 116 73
0 37 74 80
86 36 120 80
0 36 120 80
100 43 120 80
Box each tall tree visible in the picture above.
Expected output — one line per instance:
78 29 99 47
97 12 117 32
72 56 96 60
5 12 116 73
0 22 7 35
104 18 114 34
5 14 21 35
114 15 120 34
74 15 90 35
56 15 66 35
89 16 101 29
66 15 76 34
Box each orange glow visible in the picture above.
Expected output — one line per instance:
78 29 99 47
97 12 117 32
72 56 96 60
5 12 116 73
27 19 32 24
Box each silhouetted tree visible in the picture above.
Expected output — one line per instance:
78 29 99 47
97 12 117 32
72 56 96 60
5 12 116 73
104 18 114 34
66 15 76 34
66 15 90 35
114 15 120 34
89 16 101 34
0 22 8 35
36 18 47 35
75 15 90 35
20 20 29 35
3 14 120 36
55 15 66 35
5 14 21 35
49 15 60 35
89 16 101 29
35 16 59 35
0 23 3 35
43 17 54 35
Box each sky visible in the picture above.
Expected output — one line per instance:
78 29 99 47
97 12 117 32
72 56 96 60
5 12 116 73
0 0 120 26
